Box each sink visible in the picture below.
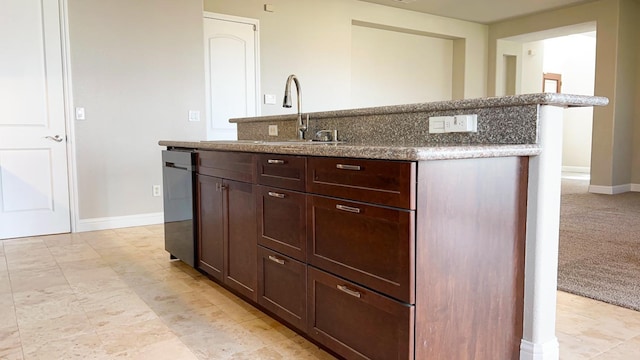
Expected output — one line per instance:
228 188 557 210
201 140 342 145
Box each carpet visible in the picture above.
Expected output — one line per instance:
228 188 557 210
558 179 640 311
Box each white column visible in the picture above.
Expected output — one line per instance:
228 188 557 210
520 105 564 360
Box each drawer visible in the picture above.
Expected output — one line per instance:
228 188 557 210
196 151 255 183
257 154 306 191
307 267 414 360
307 157 416 209
307 195 414 304
258 246 306 332
257 186 306 261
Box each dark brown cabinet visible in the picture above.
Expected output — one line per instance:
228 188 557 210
257 246 306 332
307 267 414 360
196 151 257 302
191 149 528 360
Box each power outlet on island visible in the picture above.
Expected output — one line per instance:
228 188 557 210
268 125 278 136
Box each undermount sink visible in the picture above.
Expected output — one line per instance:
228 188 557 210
201 139 342 145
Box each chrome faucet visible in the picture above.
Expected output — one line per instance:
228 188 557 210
283 74 307 140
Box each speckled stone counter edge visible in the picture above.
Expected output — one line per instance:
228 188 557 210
158 140 541 161
229 93 609 123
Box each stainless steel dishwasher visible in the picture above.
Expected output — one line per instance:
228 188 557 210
162 149 196 267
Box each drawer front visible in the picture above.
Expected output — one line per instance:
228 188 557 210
197 151 255 183
308 267 414 360
257 154 306 191
257 186 306 261
258 246 306 332
308 195 415 303
307 157 416 209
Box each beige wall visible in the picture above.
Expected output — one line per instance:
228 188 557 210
69 0 206 220
203 0 488 116
489 0 640 188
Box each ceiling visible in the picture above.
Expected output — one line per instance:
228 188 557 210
358 0 596 24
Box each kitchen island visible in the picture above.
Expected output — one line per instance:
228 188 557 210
160 93 608 360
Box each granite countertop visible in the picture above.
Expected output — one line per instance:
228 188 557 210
158 140 541 161
229 93 609 123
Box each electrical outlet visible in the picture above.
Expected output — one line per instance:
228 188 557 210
268 125 278 136
152 185 162 197
188 110 200 122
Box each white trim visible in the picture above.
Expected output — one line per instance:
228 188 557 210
76 212 164 232
631 184 640 192
519 338 560 360
561 166 589 173
588 184 631 194
60 0 79 234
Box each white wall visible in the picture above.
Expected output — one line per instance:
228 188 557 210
350 24 453 108
544 34 596 171
68 0 206 224
204 0 488 116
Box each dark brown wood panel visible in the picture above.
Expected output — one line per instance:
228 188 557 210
257 154 306 191
197 151 255 183
257 186 307 261
415 157 528 360
307 195 415 304
307 157 416 210
196 174 224 281
257 246 307 332
224 180 258 302
307 267 414 360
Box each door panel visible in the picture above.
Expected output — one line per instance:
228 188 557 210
0 0 70 239
204 15 258 140
197 174 224 281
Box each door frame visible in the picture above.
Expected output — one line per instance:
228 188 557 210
203 12 261 140
60 0 79 233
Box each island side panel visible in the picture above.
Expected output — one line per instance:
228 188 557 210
415 156 529 359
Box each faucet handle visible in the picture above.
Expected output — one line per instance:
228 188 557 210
314 129 338 142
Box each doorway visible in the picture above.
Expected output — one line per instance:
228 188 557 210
0 0 71 239
203 13 260 140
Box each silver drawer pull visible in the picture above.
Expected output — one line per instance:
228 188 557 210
268 255 285 265
337 285 361 298
336 204 361 214
268 159 285 164
336 164 361 171
267 191 285 199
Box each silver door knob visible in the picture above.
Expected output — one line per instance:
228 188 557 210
45 135 64 142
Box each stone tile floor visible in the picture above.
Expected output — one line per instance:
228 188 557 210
1 225 639 359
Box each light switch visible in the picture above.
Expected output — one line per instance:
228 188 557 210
188 110 200 122
264 94 277 105
75 107 85 120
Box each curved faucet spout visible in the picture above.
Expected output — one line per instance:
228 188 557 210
283 74 306 140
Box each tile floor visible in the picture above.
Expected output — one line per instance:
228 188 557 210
1 225 639 359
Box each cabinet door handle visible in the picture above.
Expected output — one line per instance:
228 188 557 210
268 255 285 265
336 204 361 214
267 159 285 164
336 164 361 171
337 284 361 298
267 191 285 199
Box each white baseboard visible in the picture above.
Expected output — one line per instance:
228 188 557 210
631 184 640 192
520 338 559 360
589 184 631 195
561 166 590 173
76 212 164 232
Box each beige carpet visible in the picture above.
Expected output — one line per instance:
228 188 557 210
558 178 640 311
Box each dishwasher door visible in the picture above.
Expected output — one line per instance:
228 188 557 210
162 150 196 267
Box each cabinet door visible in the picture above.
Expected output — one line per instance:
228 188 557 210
308 195 415 303
308 267 414 360
224 179 258 301
197 174 224 281
257 246 306 332
257 186 306 261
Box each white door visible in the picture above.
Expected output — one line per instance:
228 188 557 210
0 0 70 239
203 14 259 140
